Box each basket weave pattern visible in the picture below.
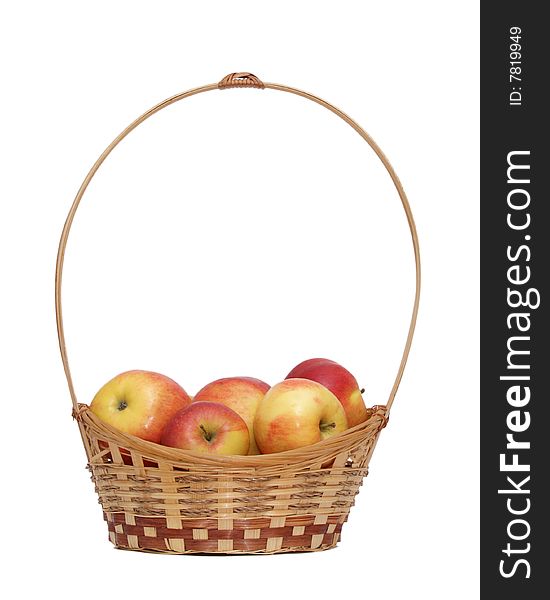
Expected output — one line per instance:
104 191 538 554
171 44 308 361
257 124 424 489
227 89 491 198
78 404 387 553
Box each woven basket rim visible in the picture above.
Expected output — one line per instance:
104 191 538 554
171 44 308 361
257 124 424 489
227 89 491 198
78 403 387 468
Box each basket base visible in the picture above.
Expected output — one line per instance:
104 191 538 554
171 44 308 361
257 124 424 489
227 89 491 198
81 403 385 556
113 541 340 556
105 512 343 555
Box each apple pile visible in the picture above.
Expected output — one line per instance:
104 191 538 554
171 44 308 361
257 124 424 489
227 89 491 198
90 358 369 456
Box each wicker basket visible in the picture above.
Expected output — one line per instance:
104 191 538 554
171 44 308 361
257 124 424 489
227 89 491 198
55 72 421 554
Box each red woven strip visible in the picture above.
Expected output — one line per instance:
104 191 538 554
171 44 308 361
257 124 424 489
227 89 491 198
280 533 336 547
136 536 167 551
112 532 339 553
183 539 227 552
107 513 344 529
108 521 342 541
231 534 337 552
232 538 269 552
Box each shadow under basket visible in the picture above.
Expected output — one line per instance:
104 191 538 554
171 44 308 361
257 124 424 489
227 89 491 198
77 403 388 554
56 72 421 555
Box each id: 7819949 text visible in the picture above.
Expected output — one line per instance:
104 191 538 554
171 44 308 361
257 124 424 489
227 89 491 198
509 26 522 106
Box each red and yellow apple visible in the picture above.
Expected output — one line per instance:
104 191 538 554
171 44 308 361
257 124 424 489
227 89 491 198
90 370 192 443
286 358 368 427
161 401 250 455
253 378 348 453
193 377 270 455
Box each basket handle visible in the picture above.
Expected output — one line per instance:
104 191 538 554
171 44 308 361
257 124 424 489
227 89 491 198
55 72 421 417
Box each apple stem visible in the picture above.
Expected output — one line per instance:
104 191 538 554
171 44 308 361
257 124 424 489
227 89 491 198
360 388 365 394
320 421 336 433
199 424 212 442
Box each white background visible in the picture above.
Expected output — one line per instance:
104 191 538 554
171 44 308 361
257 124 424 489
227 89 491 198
0 1 479 598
